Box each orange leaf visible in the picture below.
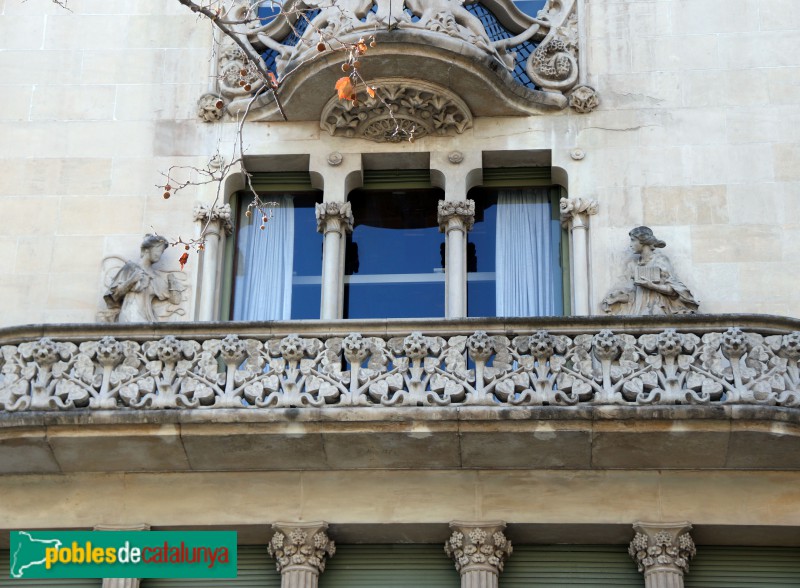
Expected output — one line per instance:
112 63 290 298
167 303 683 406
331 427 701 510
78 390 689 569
267 71 277 87
335 76 354 100
179 252 189 271
356 41 367 54
366 86 376 98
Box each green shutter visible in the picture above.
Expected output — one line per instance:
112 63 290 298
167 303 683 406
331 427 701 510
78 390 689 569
250 172 315 192
685 546 800 587
140 546 279 588
362 170 433 190
0 550 102 587
320 545 458 588
500 545 642 587
481 167 551 187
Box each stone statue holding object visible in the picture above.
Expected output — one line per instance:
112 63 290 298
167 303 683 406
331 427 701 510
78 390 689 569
103 234 184 323
601 226 699 316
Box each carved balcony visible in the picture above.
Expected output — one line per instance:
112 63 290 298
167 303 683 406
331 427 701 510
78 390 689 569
1 314 800 474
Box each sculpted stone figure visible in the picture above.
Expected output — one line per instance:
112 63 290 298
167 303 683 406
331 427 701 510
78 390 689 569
103 235 183 323
601 226 699 316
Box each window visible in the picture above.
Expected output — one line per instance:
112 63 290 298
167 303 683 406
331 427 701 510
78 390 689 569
228 179 323 321
344 187 445 319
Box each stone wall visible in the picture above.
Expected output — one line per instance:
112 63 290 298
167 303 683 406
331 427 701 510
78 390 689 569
0 0 798 326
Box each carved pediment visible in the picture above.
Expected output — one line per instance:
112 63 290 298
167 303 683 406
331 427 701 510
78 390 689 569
202 0 598 127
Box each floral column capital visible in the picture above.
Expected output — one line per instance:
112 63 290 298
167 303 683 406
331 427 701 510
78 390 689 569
193 203 233 235
315 202 354 235
445 521 512 577
268 522 336 575
559 197 598 229
629 522 696 578
438 200 475 233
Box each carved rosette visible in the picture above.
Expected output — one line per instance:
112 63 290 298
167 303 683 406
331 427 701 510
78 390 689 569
197 93 225 122
569 85 600 114
445 522 512 582
559 197 598 229
268 522 335 576
321 80 473 142
629 523 696 585
438 200 475 233
193 203 233 235
315 202 354 236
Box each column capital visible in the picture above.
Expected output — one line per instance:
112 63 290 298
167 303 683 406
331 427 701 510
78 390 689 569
438 200 475 233
629 522 696 578
559 197 598 229
315 202 354 235
268 522 336 576
193 203 233 235
445 521 512 577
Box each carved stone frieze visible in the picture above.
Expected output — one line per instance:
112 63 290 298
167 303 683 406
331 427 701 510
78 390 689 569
268 522 335 575
193 203 234 235
321 80 472 142
315 202 354 235
438 200 475 233
4 325 799 412
445 522 512 577
629 522 696 584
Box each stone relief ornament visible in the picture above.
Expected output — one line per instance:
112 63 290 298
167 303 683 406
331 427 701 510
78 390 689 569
193 203 234 235
4 325 800 412
629 523 696 577
197 93 225 122
445 522 512 576
321 80 472 142
438 200 476 232
98 235 187 324
268 523 335 575
203 0 590 122
601 226 699 316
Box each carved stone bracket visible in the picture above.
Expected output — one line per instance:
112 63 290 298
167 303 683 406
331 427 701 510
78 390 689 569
445 521 512 587
438 200 475 233
559 197 598 229
321 80 473 142
268 522 335 585
193 203 233 235
315 202 354 235
629 522 696 587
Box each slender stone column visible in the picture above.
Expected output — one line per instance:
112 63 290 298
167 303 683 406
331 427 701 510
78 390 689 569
445 521 512 588
559 197 598 316
316 203 354 320
94 524 150 588
268 522 335 588
438 201 475 318
629 522 696 588
193 203 233 321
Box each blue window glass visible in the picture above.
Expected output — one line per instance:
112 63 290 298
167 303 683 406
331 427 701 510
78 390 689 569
344 189 445 319
513 0 547 17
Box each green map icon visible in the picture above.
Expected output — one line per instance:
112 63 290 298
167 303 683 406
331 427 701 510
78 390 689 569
10 531 63 578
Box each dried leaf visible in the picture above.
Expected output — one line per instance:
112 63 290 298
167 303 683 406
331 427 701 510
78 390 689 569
335 76 354 101
179 252 189 270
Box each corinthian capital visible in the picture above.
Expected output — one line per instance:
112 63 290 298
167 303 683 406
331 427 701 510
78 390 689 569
315 202 354 235
438 200 475 233
445 521 512 577
193 203 233 235
268 522 336 575
629 522 696 578
559 197 598 228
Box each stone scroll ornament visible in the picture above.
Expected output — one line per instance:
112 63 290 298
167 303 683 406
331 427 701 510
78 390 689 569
201 0 595 123
601 226 699 317
98 235 187 324
3 327 800 411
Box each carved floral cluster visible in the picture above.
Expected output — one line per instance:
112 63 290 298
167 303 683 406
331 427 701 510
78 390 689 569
629 531 696 574
268 527 335 574
444 526 512 574
2 327 800 412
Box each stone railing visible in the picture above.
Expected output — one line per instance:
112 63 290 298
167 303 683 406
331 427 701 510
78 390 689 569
1 316 799 412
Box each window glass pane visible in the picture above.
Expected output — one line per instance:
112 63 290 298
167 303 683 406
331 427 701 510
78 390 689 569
513 0 547 17
232 193 322 320
345 189 444 319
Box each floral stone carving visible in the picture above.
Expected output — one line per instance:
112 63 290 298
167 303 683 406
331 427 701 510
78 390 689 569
3 326 799 412
445 522 512 576
602 226 699 316
321 80 473 142
629 523 696 577
268 522 335 575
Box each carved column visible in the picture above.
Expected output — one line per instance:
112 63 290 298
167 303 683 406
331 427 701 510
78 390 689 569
268 522 336 588
438 200 475 318
95 524 150 588
559 197 598 316
445 521 512 588
629 522 696 588
316 203 354 320
194 203 233 321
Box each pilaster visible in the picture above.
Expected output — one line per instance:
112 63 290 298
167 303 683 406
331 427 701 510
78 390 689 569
193 203 233 321
316 202 354 320
94 524 150 588
438 200 475 318
559 197 599 316
629 522 696 588
445 521 512 588
269 522 335 588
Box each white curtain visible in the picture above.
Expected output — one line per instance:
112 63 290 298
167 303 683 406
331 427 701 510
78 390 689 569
495 188 556 317
233 196 294 320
